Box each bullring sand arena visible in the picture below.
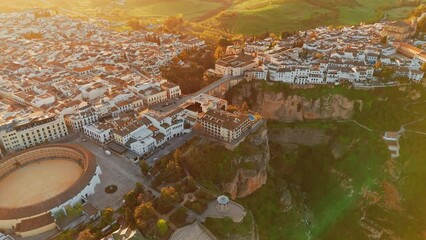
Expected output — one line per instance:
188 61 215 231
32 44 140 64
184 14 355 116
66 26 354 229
0 158 83 208
0 144 101 238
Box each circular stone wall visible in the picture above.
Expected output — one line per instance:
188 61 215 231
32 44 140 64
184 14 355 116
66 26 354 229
0 144 97 224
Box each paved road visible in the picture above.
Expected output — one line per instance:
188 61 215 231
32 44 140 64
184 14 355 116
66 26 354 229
71 136 143 210
146 132 195 165
55 131 196 210
151 75 241 113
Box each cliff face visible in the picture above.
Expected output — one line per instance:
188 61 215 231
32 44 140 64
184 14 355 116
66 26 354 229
225 125 270 199
228 81 357 121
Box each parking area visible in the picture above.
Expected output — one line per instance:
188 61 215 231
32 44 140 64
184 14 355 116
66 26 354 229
55 132 195 210
65 136 144 210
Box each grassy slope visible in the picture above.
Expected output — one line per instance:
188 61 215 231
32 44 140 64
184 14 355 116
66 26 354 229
208 0 420 34
0 0 50 11
226 82 426 239
242 121 389 239
396 133 426 239
2 0 227 21
0 0 418 35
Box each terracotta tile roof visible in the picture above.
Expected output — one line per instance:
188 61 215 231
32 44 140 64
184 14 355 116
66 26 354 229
18 212 55 232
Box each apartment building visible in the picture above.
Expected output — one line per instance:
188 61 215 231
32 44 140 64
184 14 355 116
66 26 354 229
83 122 113 143
64 107 99 132
0 114 68 152
199 109 251 143
215 54 257 76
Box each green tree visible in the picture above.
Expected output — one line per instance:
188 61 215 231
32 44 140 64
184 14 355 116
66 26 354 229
160 186 179 203
124 190 139 209
127 19 142 31
139 160 150 176
57 230 75 240
165 159 184 182
77 229 96 240
134 202 156 230
418 16 426 32
173 149 182 162
381 36 387 44
124 207 136 229
156 219 168 235
101 207 114 226
179 50 189 61
421 62 426 73
164 15 183 32
135 182 145 194
218 38 232 48
241 101 250 112
381 66 396 81
214 47 224 60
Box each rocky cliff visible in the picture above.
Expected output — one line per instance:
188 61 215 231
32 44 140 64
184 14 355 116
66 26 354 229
224 124 270 199
227 81 358 121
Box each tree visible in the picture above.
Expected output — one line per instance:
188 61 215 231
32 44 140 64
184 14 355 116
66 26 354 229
135 182 145 195
214 46 224 60
160 186 179 203
421 62 426 73
127 19 143 31
418 15 426 32
179 50 189 61
139 160 150 176
164 15 183 32
77 229 96 240
156 219 168 235
218 38 232 48
381 66 396 82
124 207 136 229
101 208 114 226
134 202 156 230
293 39 304 48
173 149 182 162
165 159 183 182
381 36 387 45
124 190 139 209
57 230 75 240
241 101 250 113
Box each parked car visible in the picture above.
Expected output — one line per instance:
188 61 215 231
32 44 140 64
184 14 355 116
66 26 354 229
105 150 112 156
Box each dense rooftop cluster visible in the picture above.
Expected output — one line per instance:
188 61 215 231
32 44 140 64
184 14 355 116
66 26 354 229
215 19 426 85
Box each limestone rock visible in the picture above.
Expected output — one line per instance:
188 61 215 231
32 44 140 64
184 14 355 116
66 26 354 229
225 126 270 199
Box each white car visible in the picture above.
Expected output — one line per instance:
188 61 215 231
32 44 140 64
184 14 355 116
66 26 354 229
105 150 112 156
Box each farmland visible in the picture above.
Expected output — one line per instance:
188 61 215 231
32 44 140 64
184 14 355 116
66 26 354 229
206 0 422 35
0 0 422 37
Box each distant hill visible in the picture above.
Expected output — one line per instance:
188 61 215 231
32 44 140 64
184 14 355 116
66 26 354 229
0 0 422 35
204 0 423 35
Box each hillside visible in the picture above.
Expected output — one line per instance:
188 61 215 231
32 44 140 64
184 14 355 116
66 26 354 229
204 0 422 34
1 0 420 35
224 80 426 239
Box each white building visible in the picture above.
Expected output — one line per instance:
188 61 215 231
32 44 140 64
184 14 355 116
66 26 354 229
83 123 113 143
215 54 257 76
0 113 68 152
65 107 99 132
199 109 251 143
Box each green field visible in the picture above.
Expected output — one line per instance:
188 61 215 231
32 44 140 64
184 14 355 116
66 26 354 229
385 6 416 20
115 0 226 21
0 0 420 35
21 0 227 21
207 0 421 34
